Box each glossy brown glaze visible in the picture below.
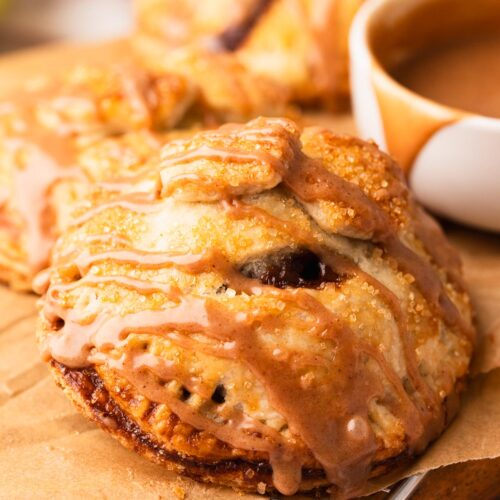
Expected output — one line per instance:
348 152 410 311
223 198 445 446
0 64 196 289
161 120 470 338
39 118 473 496
3 98 81 272
41 247 422 496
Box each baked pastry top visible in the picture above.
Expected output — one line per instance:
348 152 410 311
36 117 474 496
0 63 196 289
133 0 364 110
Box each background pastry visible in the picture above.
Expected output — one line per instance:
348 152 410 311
133 0 364 111
37 117 474 496
0 63 196 289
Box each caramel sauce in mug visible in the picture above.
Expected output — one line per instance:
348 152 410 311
394 32 500 120
368 0 500 172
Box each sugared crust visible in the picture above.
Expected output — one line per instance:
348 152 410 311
0 56 294 291
0 64 195 290
38 117 474 495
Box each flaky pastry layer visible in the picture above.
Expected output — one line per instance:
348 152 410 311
37 117 474 496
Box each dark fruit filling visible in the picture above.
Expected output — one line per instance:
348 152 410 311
239 248 343 289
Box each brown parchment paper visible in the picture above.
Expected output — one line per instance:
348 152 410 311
0 42 499 500
0 226 498 500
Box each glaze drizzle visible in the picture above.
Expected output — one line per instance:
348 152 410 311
40 117 472 496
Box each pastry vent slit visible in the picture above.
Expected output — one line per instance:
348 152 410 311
51 316 65 331
239 247 344 289
211 384 226 404
180 386 191 402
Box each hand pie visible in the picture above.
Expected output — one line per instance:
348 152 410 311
37 117 474 496
0 64 195 289
133 0 364 110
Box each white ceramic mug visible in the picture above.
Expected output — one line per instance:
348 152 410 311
350 0 500 232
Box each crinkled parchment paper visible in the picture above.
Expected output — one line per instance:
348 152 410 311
0 228 498 500
0 46 499 497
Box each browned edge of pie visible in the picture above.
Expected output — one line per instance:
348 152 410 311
49 359 466 495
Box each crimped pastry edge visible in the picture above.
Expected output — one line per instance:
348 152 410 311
48 359 465 496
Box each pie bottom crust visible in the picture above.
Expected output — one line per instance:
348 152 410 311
49 360 464 495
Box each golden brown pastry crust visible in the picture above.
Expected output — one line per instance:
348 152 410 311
0 63 195 290
49 360 464 495
133 0 364 110
37 117 474 496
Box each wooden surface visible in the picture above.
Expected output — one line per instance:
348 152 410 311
0 42 499 500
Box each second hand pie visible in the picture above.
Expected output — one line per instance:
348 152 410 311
36 117 474 496
0 63 197 289
133 0 364 109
